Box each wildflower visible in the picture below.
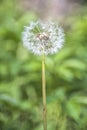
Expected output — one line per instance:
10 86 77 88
22 20 64 55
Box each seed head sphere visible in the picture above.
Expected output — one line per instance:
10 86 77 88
22 21 64 55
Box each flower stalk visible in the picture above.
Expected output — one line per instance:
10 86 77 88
42 52 47 130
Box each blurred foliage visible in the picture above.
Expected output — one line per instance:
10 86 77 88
0 0 87 130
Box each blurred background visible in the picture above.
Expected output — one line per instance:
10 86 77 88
0 0 87 130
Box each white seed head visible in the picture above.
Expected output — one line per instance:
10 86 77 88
22 20 64 55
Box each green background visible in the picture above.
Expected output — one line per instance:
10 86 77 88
0 0 87 130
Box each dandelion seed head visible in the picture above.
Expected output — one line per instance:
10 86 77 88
22 20 64 55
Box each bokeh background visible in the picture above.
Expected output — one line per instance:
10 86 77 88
0 0 87 130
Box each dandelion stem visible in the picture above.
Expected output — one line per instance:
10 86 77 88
42 53 47 130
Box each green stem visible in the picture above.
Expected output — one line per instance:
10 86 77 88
42 53 47 130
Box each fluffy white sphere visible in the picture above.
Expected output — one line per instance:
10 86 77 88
22 20 64 55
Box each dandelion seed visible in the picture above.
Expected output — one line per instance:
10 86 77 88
22 20 64 55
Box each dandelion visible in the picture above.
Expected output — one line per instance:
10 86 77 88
22 20 64 130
